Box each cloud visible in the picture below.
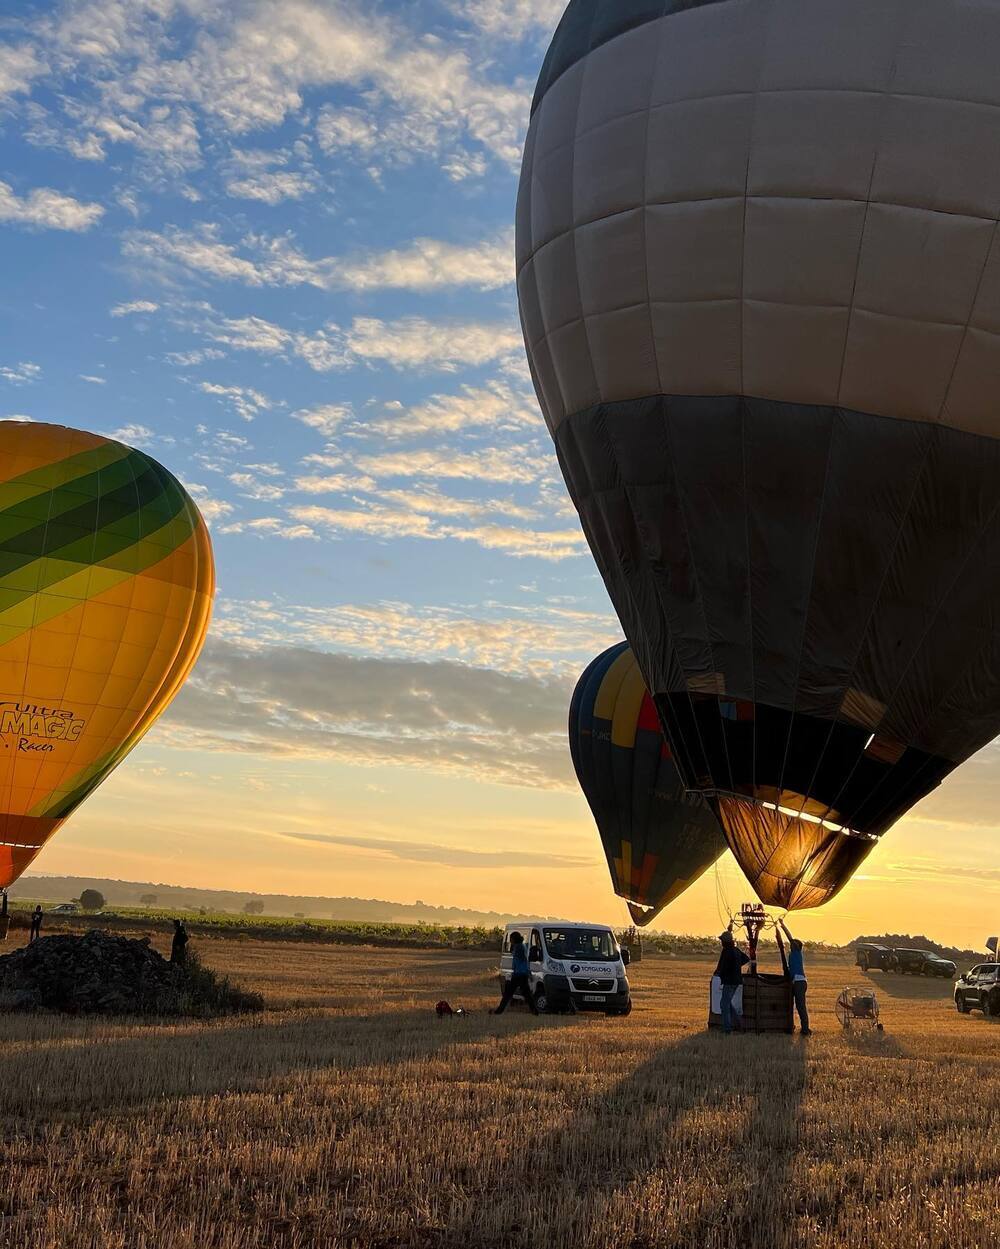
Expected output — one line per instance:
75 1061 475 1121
111 299 159 316
331 232 512 293
123 224 513 292
355 447 550 485
228 469 285 502
371 381 541 438
290 501 586 562
220 516 317 540
454 0 565 38
0 362 41 384
293 472 377 494
8 0 533 188
171 305 521 375
448 524 587 561
163 637 575 790
213 596 619 679
199 381 273 422
186 482 235 526
344 317 522 372
292 404 352 438
0 43 45 101
225 170 316 203
272 829 586 869
79 373 106 384
0 181 104 231
109 423 157 447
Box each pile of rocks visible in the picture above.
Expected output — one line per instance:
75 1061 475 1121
0 930 185 1014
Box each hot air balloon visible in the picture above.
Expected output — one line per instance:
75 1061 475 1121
0 421 214 888
570 641 726 925
518 0 1000 909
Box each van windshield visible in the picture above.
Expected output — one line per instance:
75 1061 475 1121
543 928 617 961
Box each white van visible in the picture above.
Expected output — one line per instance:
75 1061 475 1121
499 920 632 1015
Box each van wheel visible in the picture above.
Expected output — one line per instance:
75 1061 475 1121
957 996 970 1013
533 987 549 1014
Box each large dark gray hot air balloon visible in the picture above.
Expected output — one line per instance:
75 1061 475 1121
570 642 726 925
518 0 1000 910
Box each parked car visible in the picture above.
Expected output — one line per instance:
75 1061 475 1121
855 943 892 971
51 903 78 914
888 948 957 977
955 964 1000 1016
499 920 632 1015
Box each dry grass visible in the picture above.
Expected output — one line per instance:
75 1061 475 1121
1 932 999 1249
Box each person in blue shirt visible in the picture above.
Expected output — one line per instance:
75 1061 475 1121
714 929 748 1034
780 919 811 1035
492 931 539 1015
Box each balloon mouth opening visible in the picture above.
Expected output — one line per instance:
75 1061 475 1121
705 790 879 842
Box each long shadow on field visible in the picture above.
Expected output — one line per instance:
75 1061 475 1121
0 1007 540 1126
858 970 954 1001
437 1027 806 1249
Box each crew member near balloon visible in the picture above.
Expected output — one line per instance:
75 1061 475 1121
780 921 811 1037
29 905 42 944
170 918 189 966
491 931 539 1017
715 928 748 1036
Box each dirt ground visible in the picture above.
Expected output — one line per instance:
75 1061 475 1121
0 932 997 1249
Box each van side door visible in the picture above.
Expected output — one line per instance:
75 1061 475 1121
530 928 544 987
500 931 515 984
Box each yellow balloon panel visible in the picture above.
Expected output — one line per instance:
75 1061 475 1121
0 422 215 886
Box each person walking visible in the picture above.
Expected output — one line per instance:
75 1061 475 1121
28 905 42 943
170 918 189 966
715 928 748 1034
491 931 539 1016
780 919 811 1035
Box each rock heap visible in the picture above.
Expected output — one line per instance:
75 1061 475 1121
0 930 180 1013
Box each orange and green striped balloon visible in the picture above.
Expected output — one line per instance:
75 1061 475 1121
0 421 214 887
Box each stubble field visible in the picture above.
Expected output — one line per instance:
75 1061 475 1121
2 932 999 1249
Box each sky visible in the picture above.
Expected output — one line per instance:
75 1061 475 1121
0 0 998 948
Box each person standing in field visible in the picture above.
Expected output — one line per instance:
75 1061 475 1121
715 928 748 1035
780 920 811 1035
29 905 42 943
170 918 189 966
491 931 539 1016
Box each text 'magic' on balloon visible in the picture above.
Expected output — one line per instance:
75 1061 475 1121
519 0 1000 909
0 422 214 887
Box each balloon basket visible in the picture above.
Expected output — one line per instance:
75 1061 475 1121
707 973 793 1033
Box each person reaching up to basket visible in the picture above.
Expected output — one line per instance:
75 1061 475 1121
780 920 811 1036
715 928 748 1035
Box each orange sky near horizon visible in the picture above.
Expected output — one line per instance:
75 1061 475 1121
19 727 1000 952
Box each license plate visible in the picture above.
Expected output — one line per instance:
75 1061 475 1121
583 995 606 1003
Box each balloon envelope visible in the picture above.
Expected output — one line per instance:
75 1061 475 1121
0 422 214 887
570 642 726 925
519 0 1000 908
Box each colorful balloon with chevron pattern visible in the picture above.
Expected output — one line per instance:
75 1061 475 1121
0 421 214 887
569 642 727 927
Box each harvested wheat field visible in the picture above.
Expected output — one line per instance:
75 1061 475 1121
2 934 999 1249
